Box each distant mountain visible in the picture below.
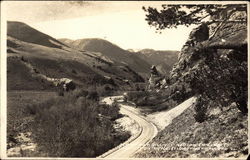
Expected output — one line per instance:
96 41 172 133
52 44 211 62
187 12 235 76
134 49 179 75
7 21 68 49
7 21 145 91
59 38 151 75
57 38 74 45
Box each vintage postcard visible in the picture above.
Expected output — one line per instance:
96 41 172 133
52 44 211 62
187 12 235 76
0 1 248 159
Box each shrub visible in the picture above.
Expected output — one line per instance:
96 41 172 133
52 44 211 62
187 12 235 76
73 88 89 98
154 99 178 112
194 95 207 123
125 91 150 103
57 90 64 96
29 90 128 157
97 84 115 96
104 85 112 91
86 91 99 101
71 69 77 74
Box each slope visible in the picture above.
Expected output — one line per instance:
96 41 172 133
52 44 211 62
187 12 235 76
7 21 145 91
7 21 68 49
59 38 151 75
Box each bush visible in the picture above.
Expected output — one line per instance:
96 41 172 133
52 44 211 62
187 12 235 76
95 84 114 96
194 95 207 123
29 90 129 157
125 91 150 103
57 90 64 96
71 69 77 74
73 88 89 98
86 91 99 101
154 99 178 112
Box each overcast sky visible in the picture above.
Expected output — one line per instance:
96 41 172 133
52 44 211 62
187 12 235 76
4 1 197 51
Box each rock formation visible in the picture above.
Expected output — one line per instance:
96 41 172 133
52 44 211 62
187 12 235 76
184 22 209 47
168 12 247 112
148 65 166 91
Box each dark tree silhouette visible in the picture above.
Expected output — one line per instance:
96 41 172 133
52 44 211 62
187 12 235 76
143 4 247 29
143 4 247 40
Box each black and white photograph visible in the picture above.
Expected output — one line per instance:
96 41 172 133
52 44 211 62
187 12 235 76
0 1 248 159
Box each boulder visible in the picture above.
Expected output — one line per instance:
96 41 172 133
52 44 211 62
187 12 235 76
184 22 209 47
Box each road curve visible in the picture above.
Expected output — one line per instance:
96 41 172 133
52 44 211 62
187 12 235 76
102 103 158 158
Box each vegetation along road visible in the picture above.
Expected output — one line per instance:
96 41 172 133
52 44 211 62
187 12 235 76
100 96 158 158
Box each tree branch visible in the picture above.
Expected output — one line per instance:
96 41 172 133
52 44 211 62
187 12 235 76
184 6 204 18
208 21 226 40
208 9 237 40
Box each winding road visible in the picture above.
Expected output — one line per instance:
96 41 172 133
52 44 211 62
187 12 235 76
100 96 158 158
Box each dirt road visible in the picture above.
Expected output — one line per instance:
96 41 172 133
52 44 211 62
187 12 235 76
100 96 157 158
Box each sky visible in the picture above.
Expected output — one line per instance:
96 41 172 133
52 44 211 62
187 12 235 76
4 1 197 51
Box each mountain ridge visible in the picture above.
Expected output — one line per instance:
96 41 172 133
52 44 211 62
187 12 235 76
59 38 152 75
59 38 179 76
7 21 146 91
7 21 68 49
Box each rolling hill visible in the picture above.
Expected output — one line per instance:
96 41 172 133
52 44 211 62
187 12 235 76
58 38 152 75
7 21 68 49
7 21 145 91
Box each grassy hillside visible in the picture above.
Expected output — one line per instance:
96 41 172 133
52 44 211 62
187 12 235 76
7 30 144 91
136 103 247 158
7 21 146 156
59 38 151 75
8 21 67 49
7 57 56 91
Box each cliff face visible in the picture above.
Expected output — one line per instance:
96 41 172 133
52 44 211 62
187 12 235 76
168 13 247 113
171 23 246 81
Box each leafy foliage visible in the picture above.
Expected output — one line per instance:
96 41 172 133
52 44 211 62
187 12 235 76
27 89 129 157
143 4 247 31
188 46 248 115
194 95 207 123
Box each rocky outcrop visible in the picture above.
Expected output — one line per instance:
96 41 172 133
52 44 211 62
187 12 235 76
170 21 247 85
184 22 209 48
168 11 247 111
147 65 167 91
